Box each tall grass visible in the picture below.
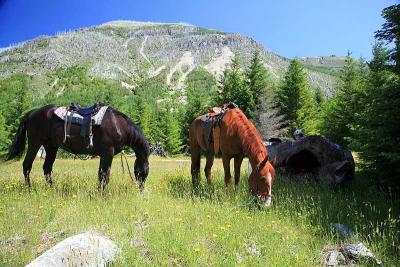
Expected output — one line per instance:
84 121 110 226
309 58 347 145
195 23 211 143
0 157 398 266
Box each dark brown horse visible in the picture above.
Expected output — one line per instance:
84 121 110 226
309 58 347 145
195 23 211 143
189 106 276 206
6 104 150 190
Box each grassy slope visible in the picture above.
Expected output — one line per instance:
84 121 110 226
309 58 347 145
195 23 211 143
0 157 398 266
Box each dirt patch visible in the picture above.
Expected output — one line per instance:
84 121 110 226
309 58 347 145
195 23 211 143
130 219 152 261
32 229 68 257
0 235 27 252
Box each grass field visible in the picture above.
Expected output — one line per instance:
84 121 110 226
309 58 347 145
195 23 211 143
0 156 399 266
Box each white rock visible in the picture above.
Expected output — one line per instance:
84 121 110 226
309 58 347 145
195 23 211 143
25 231 120 267
341 242 382 265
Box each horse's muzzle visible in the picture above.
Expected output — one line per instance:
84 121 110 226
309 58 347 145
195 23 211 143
263 196 272 206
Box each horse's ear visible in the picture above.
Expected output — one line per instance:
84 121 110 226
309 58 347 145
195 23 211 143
259 155 269 169
270 156 277 167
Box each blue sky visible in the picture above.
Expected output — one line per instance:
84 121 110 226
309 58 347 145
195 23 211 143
0 0 397 59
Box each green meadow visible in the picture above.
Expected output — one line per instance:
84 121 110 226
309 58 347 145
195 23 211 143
0 156 399 266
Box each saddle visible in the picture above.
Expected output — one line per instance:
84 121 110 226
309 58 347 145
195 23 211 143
200 102 238 156
54 102 108 149
69 102 101 116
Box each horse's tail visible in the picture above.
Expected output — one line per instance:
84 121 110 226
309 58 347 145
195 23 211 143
6 111 31 161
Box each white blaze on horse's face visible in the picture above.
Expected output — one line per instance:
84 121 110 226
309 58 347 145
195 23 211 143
263 171 273 206
264 196 272 206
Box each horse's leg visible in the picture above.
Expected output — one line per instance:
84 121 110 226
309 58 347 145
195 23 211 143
190 144 201 189
204 152 214 186
234 155 244 191
42 143 58 186
98 153 114 191
22 141 41 187
222 156 232 188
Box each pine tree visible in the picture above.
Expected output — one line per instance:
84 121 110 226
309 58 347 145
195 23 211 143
245 51 288 137
254 96 289 138
314 86 325 112
183 67 217 140
0 114 8 155
0 74 30 149
246 50 273 106
217 55 254 117
352 42 400 188
131 91 153 142
163 110 184 154
296 84 319 134
275 60 318 134
375 4 400 73
319 54 366 146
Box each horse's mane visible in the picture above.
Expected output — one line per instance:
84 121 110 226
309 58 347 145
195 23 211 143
231 109 268 163
110 108 150 158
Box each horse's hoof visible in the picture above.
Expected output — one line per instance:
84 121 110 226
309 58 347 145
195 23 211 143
139 182 145 192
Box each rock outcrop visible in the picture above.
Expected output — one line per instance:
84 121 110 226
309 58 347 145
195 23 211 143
25 231 120 267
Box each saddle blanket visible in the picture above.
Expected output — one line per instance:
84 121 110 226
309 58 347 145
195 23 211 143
54 106 108 125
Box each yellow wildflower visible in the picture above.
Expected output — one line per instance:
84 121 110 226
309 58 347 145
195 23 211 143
193 248 201 253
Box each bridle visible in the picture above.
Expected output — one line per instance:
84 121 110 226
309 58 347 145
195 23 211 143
250 165 272 199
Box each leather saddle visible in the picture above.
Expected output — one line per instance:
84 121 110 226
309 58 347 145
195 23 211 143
201 102 238 156
63 102 101 148
69 102 101 116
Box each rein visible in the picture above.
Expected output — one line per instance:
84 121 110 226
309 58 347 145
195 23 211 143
120 151 135 184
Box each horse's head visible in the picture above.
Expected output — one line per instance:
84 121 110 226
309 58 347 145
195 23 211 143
134 156 149 191
249 155 276 206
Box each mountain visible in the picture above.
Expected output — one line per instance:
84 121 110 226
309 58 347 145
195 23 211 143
0 20 345 97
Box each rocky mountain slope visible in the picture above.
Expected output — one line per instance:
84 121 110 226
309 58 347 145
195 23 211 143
0 20 345 96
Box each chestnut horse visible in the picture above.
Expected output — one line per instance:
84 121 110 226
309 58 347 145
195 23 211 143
189 107 276 206
6 104 150 191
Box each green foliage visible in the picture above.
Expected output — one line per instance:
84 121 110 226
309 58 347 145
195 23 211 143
163 108 184 154
351 43 400 188
216 55 254 117
375 4 400 73
0 74 30 153
42 66 128 107
275 60 319 135
183 67 217 140
303 64 342 77
0 114 9 153
319 55 367 146
314 86 325 111
246 50 274 106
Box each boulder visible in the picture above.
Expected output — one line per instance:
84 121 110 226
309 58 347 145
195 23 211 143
340 243 382 265
267 136 355 184
25 231 120 267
